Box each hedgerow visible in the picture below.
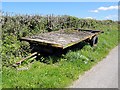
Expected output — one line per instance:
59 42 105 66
1 12 117 66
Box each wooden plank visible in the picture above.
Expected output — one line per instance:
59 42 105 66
21 37 63 48
20 29 102 49
63 33 97 49
15 52 38 65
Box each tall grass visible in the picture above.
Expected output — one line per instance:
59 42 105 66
2 21 118 88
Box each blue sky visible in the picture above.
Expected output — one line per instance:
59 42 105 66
2 2 118 20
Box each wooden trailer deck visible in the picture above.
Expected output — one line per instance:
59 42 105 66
21 29 103 49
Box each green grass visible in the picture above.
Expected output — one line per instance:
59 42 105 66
2 24 118 88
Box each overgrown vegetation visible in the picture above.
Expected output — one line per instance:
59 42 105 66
1 12 119 88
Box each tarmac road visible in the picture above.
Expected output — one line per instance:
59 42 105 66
69 45 119 88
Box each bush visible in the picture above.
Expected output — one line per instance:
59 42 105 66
1 12 118 66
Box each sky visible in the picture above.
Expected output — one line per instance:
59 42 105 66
2 2 119 21
2 0 119 2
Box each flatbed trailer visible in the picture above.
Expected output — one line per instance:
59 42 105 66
20 28 103 53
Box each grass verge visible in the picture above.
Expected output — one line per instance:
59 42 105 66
2 24 118 88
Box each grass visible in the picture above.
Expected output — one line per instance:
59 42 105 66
2 24 118 88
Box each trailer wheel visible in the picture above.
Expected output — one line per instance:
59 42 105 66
90 36 98 46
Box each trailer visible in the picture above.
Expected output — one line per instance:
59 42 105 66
20 28 103 54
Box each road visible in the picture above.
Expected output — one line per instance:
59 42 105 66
69 45 119 88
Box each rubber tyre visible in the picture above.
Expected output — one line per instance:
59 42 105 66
90 36 98 46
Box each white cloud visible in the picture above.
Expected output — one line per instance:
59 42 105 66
98 6 118 10
105 15 118 20
85 17 94 19
90 10 99 13
90 5 118 13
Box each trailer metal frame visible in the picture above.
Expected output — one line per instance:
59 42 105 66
20 28 103 53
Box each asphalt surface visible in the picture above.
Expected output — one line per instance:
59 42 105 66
69 45 118 88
